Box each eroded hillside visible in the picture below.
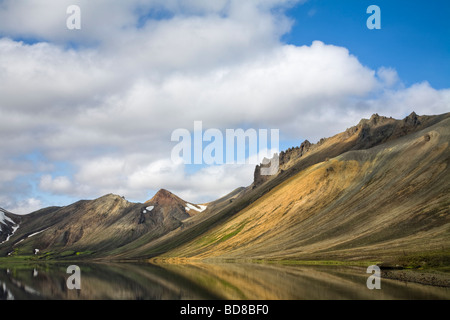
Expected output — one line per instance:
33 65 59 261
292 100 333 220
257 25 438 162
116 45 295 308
160 117 450 262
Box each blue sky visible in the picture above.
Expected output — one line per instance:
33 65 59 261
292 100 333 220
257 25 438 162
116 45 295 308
0 0 449 213
283 0 450 89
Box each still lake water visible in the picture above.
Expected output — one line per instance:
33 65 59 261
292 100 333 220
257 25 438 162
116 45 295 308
0 262 449 300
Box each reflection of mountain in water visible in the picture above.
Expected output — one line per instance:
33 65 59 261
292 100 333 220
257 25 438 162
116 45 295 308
0 263 219 300
0 262 449 300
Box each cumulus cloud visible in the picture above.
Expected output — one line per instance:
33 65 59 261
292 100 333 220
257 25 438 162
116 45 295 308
374 82 450 117
0 0 448 212
39 175 74 194
6 198 44 215
0 0 300 50
34 155 255 204
376 67 400 88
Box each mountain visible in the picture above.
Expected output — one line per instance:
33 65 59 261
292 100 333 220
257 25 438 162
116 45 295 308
109 112 447 261
0 190 208 259
253 111 449 188
159 113 450 263
0 111 449 266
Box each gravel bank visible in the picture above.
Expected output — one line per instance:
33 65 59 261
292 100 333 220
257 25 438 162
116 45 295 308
382 269 450 287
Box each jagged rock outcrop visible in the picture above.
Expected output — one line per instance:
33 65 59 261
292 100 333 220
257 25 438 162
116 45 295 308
279 140 312 168
252 112 449 188
253 139 313 188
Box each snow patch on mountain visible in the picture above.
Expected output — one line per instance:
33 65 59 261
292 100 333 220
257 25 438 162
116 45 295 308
0 225 19 245
0 208 19 244
28 228 49 238
0 210 15 231
185 203 207 213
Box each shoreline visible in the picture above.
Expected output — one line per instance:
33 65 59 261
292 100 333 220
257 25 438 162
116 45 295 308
381 269 450 288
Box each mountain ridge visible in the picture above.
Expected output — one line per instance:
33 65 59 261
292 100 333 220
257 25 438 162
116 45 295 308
0 111 449 264
253 111 449 187
0 188 207 259
160 115 450 262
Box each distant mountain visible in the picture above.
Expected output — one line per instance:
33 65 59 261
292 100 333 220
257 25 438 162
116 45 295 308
1 112 449 265
0 190 208 259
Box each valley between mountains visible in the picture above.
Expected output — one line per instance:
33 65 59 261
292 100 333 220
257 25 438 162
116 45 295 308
1 112 449 269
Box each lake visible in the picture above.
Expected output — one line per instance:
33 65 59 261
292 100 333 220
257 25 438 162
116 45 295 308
0 262 449 300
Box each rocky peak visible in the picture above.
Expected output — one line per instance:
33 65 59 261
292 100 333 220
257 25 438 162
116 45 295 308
92 194 129 207
146 189 187 208
357 113 392 128
143 189 192 223
153 189 173 198
253 159 272 188
279 139 312 168
252 112 433 189
253 139 313 188
299 140 312 152
369 113 381 125
100 193 126 200
404 111 420 126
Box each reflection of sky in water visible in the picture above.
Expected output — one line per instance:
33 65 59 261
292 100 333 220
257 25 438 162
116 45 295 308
0 263 449 300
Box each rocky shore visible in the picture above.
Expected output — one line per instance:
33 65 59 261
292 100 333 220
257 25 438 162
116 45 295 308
382 269 450 288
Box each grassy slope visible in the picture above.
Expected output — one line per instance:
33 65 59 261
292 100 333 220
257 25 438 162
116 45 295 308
158 118 450 265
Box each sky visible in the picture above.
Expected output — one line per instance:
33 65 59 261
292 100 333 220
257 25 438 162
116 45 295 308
0 0 449 213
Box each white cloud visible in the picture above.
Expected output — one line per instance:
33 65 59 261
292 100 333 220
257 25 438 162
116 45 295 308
377 67 400 88
177 164 254 202
7 198 43 215
39 175 73 194
32 155 255 204
0 159 32 183
0 0 448 209
364 82 450 119
0 0 301 49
